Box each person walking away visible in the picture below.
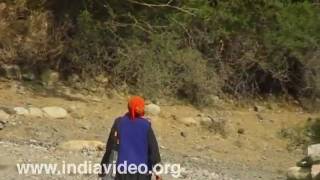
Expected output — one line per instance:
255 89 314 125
100 96 161 180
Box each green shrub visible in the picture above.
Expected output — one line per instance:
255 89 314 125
113 34 219 105
279 118 320 150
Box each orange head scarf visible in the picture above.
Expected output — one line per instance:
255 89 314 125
128 96 145 120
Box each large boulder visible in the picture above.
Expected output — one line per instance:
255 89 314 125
28 107 44 117
312 164 320 180
308 144 320 164
145 104 161 116
42 106 68 119
58 140 104 151
287 166 311 180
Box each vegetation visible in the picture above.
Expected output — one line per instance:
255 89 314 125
1 0 320 105
279 117 320 150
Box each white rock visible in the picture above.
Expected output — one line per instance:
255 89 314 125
0 110 10 121
145 104 161 116
58 140 104 151
200 116 213 127
28 107 44 117
308 144 320 163
13 107 29 116
42 106 68 119
311 164 320 180
178 117 199 127
287 166 311 180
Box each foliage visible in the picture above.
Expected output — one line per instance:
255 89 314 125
1 0 320 105
279 118 320 150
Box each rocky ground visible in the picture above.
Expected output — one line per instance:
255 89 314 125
0 80 317 180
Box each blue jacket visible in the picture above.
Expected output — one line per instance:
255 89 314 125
117 115 150 166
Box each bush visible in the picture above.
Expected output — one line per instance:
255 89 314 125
279 118 320 150
112 34 219 105
2 1 320 105
0 1 65 69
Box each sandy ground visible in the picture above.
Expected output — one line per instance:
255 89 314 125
0 80 315 180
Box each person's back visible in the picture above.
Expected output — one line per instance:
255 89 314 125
117 115 150 166
100 96 161 180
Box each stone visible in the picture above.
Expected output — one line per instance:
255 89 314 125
237 128 245 135
297 157 313 168
42 106 68 119
13 107 29 116
58 140 105 151
256 114 264 121
68 74 80 83
41 69 59 86
180 132 186 137
145 104 161 116
253 105 265 112
0 3 6 12
28 107 44 117
0 64 21 80
308 144 320 163
0 122 4 130
199 116 213 127
312 164 320 180
178 117 199 127
287 167 311 180
0 106 15 115
0 110 10 121
22 71 36 81
95 74 109 84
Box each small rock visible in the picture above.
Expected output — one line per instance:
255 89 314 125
145 104 161 116
13 107 29 116
95 74 109 84
0 106 15 115
0 3 6 11
80 124 90 130
287 166 311 180
22 71 36 81
41 69 59 86
253 105 265 112
297 157 313 168
0 121 5 130
42 106 68 119
199 116 213 127
160 145 167 150
237 128 245 135
308 144 320 163
180 132 186 137
28 107 43 117
311 164 320 180
256 114 264 121
0 110 10 121
58 140 105 151
68 74 80 83
0 64 21 80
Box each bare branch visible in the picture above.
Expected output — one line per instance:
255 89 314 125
127 0 196 16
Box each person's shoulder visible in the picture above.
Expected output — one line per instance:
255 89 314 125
138 117 152 126
114 114 127 125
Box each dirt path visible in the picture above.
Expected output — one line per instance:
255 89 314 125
0 81 313 179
